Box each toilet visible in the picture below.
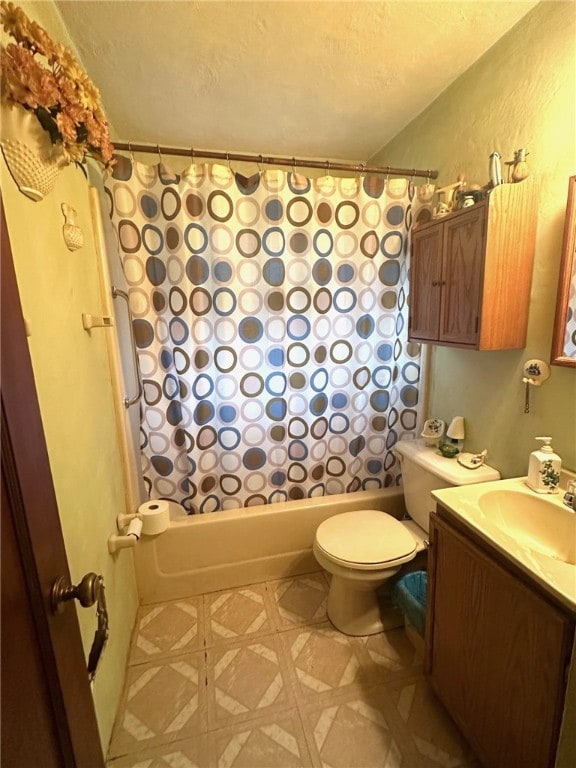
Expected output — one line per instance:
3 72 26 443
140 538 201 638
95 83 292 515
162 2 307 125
313 438 500 636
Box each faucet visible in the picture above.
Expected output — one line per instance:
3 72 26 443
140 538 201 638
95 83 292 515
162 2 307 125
563 481 576 511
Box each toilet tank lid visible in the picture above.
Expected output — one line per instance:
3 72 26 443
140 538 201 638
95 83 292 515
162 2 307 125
315 510 416 565
394 439 500 485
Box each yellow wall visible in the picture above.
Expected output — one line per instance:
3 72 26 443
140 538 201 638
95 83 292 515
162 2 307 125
371 0 576 476
1 1 138 753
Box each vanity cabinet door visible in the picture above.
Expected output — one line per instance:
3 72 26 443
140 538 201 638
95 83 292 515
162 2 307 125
426 512 572 768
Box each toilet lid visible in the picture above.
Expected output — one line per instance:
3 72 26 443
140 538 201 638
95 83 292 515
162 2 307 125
315 510 416 565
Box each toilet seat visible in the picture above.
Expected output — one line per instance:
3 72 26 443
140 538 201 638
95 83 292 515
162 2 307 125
314 510 417 571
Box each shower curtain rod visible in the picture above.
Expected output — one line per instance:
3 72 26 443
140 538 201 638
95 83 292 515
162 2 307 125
113 142 438 180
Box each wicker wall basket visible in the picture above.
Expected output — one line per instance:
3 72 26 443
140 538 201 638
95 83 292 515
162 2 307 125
1 104 68 201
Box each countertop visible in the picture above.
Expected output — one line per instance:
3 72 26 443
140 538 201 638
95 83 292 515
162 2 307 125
432 477 576 613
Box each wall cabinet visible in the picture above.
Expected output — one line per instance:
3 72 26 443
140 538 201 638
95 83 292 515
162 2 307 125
425 508 575 768
409 179 537 349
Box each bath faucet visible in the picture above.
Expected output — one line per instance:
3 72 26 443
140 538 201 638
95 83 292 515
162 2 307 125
563 481 576 511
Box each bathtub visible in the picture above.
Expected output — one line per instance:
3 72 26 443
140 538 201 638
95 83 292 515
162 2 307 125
134 488 407 604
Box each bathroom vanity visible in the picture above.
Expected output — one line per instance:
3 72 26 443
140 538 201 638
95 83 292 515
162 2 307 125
408 179 537 349
426 480 575 768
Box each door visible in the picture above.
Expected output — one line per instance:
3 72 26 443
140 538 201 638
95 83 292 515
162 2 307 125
440 206 486 345
426 512 572 768
1 200 103 767
408 224 443 341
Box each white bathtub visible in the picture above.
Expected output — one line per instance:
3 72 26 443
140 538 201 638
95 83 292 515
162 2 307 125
134 488 407 604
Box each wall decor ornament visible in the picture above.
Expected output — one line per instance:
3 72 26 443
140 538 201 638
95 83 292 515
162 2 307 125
61 202 83 250
0 1 114 200
0 101 68 200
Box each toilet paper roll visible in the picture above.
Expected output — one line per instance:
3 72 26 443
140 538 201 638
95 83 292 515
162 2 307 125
138 500 170 535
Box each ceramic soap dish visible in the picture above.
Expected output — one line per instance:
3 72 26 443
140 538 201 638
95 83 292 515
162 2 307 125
457 450 488 469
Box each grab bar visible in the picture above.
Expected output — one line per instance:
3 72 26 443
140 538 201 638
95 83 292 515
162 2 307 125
112 286 143 408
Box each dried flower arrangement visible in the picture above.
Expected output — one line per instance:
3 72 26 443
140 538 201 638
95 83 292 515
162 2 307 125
0 1 114 168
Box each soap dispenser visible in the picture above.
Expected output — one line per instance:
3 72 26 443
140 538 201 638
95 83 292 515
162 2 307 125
526 437 561 493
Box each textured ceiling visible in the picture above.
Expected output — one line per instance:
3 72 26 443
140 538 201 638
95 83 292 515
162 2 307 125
55 0 540 162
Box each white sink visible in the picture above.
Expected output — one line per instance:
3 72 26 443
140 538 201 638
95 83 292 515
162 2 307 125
432 478 576 610
476 490 575 565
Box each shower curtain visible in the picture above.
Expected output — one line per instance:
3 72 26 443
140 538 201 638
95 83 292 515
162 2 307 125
104 157 427 513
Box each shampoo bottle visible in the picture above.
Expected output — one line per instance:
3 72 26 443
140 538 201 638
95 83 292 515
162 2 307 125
526 437 561 493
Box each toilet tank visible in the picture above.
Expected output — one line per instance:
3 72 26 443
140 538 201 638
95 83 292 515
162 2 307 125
395 439 500 532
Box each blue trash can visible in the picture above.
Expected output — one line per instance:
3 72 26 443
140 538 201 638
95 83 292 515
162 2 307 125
392 570 427 637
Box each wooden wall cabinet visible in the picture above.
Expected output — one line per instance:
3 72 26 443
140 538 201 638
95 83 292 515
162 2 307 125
409 179 537 349
425 508 575 768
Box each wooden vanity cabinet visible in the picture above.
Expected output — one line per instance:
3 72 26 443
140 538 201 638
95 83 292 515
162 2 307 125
409 179 537 349
425 508 575 768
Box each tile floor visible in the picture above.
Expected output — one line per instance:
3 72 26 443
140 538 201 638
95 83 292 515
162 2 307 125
107 571 480 768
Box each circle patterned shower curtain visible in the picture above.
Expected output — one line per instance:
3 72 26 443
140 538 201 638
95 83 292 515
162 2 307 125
104 158 429 513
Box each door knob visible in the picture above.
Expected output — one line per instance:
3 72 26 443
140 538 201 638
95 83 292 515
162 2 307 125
51 572 101 612
50 572 109 681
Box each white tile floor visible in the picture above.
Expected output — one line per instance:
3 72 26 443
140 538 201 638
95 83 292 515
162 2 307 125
106 571 480 768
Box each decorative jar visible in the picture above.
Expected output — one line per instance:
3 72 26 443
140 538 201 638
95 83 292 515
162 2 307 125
1 104 68 201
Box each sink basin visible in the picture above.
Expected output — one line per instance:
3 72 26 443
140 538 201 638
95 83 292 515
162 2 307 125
432 477 576 610
477 490 576 565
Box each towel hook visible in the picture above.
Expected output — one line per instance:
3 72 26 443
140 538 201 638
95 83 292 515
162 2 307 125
128 141 135 164
292 156 297 176
156 144 162 164
325 159 331 173
190 147 195 162
258 154 264 176
385 165 391 184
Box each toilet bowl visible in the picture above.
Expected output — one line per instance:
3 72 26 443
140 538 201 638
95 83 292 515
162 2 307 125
313 439 500 636
313 509 421 635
